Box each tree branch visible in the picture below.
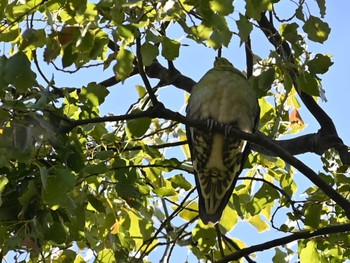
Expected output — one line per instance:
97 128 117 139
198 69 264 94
216 223 350 263
60 104 350 217
256 12 350 164
154 108 350 218
136 35 159 105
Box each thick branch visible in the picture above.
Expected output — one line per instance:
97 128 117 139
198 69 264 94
217 223 350 263
155 108 350 217
61 105 350 216
252 131 344 157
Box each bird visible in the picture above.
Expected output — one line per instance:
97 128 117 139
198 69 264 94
186 57 260 224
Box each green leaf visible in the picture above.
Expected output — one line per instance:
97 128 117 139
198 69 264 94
44 221 68 244
296 72 319 96
295 5 305 21
126 109 151 138
0 25 20 42
272 247 288 263
0 175 9 194
57 250 77 262
307 54 333 74
135 85 146 98
42 168 76 209
97 249 116 263
236 14 253 45
249 183 279 216
87 194 106 213
0 175 9 206
316 0 326 17
300 240 320 263
169 174 193 191
126 209 155 250
153 186 177 197
3 52 36 92
116 24 135 45
115 47 134 81
62 43 78 68
84 163 108 175
20 28 46 50
258 67 275 95
18 180 37 206
141 42 159 66
245 0 275 20
304 203 322 229
95 150 114 160
280 23 301 43
161 37 180 60
209 0 233 15
192 221 216 253
80 82 109 107
302 16 330 43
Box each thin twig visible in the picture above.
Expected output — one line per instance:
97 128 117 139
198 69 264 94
136 35 159 106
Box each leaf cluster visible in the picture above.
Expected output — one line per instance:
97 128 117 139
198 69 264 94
0 0 349 262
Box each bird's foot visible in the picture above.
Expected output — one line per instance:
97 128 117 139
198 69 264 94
223 124 240 137
206 119 219 131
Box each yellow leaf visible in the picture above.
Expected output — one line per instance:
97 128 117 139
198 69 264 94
220 203 238 232
110 221 119 235
178 202 198 221
248 215 269 232
300 240 320 263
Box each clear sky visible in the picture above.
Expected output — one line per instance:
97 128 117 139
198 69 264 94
4 0 350 262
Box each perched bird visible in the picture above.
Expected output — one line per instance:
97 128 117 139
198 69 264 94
186 57 260 224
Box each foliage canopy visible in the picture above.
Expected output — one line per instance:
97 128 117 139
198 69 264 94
0 0 350 262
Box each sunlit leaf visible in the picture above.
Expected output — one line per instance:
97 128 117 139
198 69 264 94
304 203 322 229
209 0 233 15
177 202 198 221
192 221 216 253
280 23 301 43
220 202 238 232
169 173 193 190
248 215 269 232
115 47 134 81
302 15 330 43
300 240 320 263
97 249 116 263
80 82 110 107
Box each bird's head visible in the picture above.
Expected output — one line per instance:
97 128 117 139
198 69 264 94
214 57 233 69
